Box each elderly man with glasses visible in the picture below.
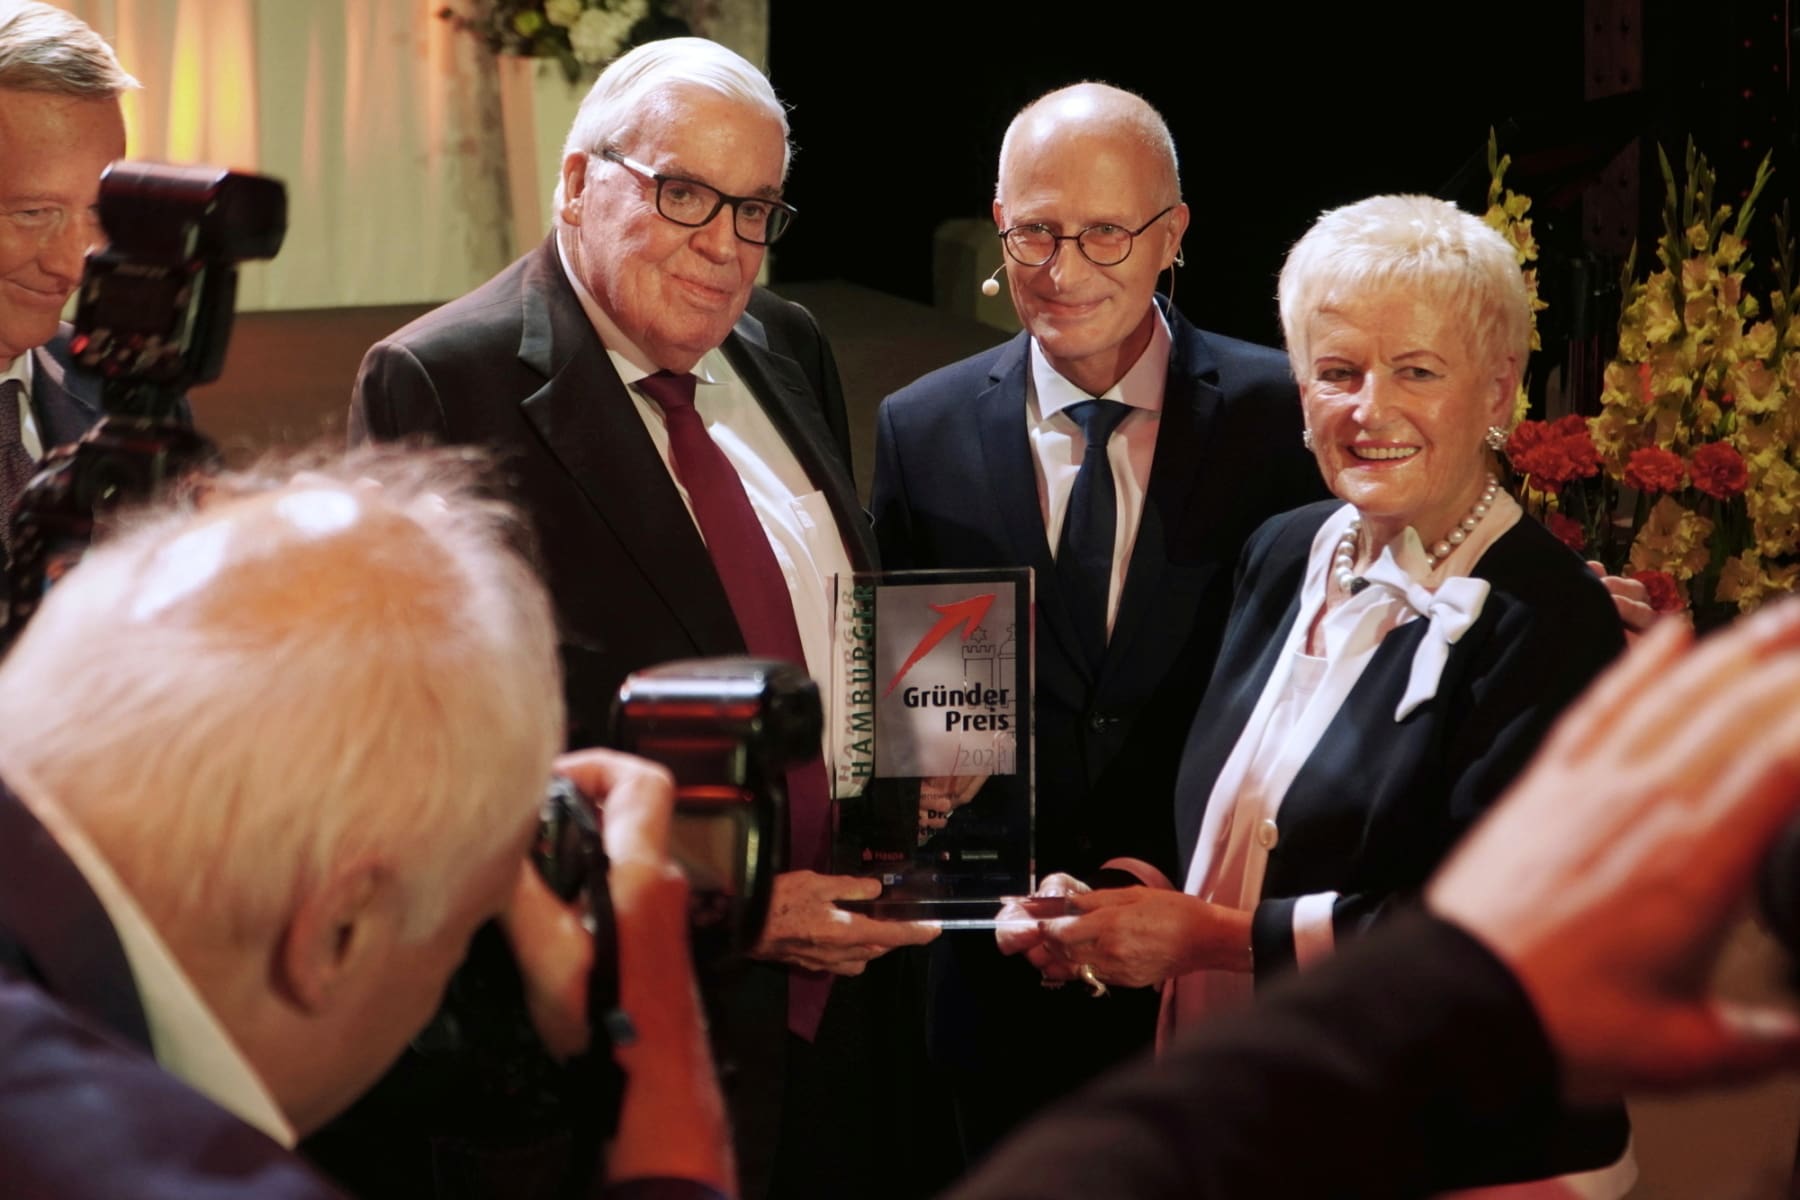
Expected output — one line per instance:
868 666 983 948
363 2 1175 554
350 36 934 1200
870 81 1329 1176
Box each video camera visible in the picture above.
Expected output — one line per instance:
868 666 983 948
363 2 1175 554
3 161 285 638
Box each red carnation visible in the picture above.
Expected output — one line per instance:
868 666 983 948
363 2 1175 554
1545 512 1586 552
1631 569 1685 614
1623 447 1685 494
1689 441 1749 499
1505 415 1600 489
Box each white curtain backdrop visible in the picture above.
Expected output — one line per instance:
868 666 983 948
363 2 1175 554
54 1 767 311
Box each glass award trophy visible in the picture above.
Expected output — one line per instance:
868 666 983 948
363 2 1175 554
828 568 1038 927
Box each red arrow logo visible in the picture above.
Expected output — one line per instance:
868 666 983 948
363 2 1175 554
884 593 996 696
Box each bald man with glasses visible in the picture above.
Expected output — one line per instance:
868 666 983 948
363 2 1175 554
870 82 1327 1171
350 36 935 1200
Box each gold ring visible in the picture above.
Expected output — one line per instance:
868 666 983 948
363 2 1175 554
1077 963 1108 998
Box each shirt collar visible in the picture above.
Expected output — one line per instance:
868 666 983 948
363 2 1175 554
554 231 726 387
1029 301 1172 420
2 352 31 394
3 762 298 1148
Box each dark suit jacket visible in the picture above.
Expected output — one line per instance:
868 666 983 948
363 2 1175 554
0 782 727 1200
870 303 1326 1156
943 912 1580 1200
1172 500 1630 1176
28 327 104 451
351 237 874 749
0 780 347 1198
348 237 878 1199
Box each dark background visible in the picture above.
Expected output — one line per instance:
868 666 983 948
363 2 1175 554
766 0 1798 356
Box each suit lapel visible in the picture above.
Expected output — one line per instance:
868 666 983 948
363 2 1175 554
1100 307 1226 682
31 336 102 449
722 310 875 570
0 782 153 1054
975 336 1089 688
516 245 743 655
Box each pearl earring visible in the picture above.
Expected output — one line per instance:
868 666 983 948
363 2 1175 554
1302 429 1314 450
1484 425 1508 452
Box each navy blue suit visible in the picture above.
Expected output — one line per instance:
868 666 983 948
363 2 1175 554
29 327 105 451
871 302 1326 1164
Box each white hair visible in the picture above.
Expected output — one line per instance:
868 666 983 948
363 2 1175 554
995 82 1181 208
553 35 789 213
0 445 563 945
1278 194 1530 383
0 0 138 96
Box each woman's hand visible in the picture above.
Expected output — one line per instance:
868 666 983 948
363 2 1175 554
1034 887 1254 989
994 872 1089 965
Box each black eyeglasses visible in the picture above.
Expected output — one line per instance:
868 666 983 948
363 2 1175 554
600 149 796 246
998 204 1177 268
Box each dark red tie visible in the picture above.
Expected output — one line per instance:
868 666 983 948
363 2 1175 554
638 370 834 1039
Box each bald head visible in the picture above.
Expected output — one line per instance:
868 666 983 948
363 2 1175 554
997 82 1180 209
991 82 1188 396
0 446 561 945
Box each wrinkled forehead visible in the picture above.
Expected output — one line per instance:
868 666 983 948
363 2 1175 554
618 85 787 183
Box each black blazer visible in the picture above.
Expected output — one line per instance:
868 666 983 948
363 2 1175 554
1171 501 1631 1181
350 236 875 749
941 913 1591 1200
0 781 351 1198
1175 501 1627 978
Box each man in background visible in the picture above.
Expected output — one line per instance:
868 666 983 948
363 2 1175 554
0 1 130 533
351 36 933 1196
872 82 1326 1164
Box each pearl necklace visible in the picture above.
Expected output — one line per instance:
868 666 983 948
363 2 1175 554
1332 475 1501 596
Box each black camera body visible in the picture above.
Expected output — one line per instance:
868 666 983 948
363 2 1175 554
610 656 819 964
69 163 285 418
306 656 817 1199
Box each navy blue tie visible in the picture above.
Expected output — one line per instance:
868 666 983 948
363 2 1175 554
1058 399 1131 672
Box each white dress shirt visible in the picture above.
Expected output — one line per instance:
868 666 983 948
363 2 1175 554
557 243 853 747
1027 306 1171 637
6 763 296 1148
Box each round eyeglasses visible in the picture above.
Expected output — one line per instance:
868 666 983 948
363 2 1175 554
601 149 797 246
998 204 1178 268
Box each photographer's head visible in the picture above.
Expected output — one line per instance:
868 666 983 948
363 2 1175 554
0 446 564 1133
0 0 133 362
